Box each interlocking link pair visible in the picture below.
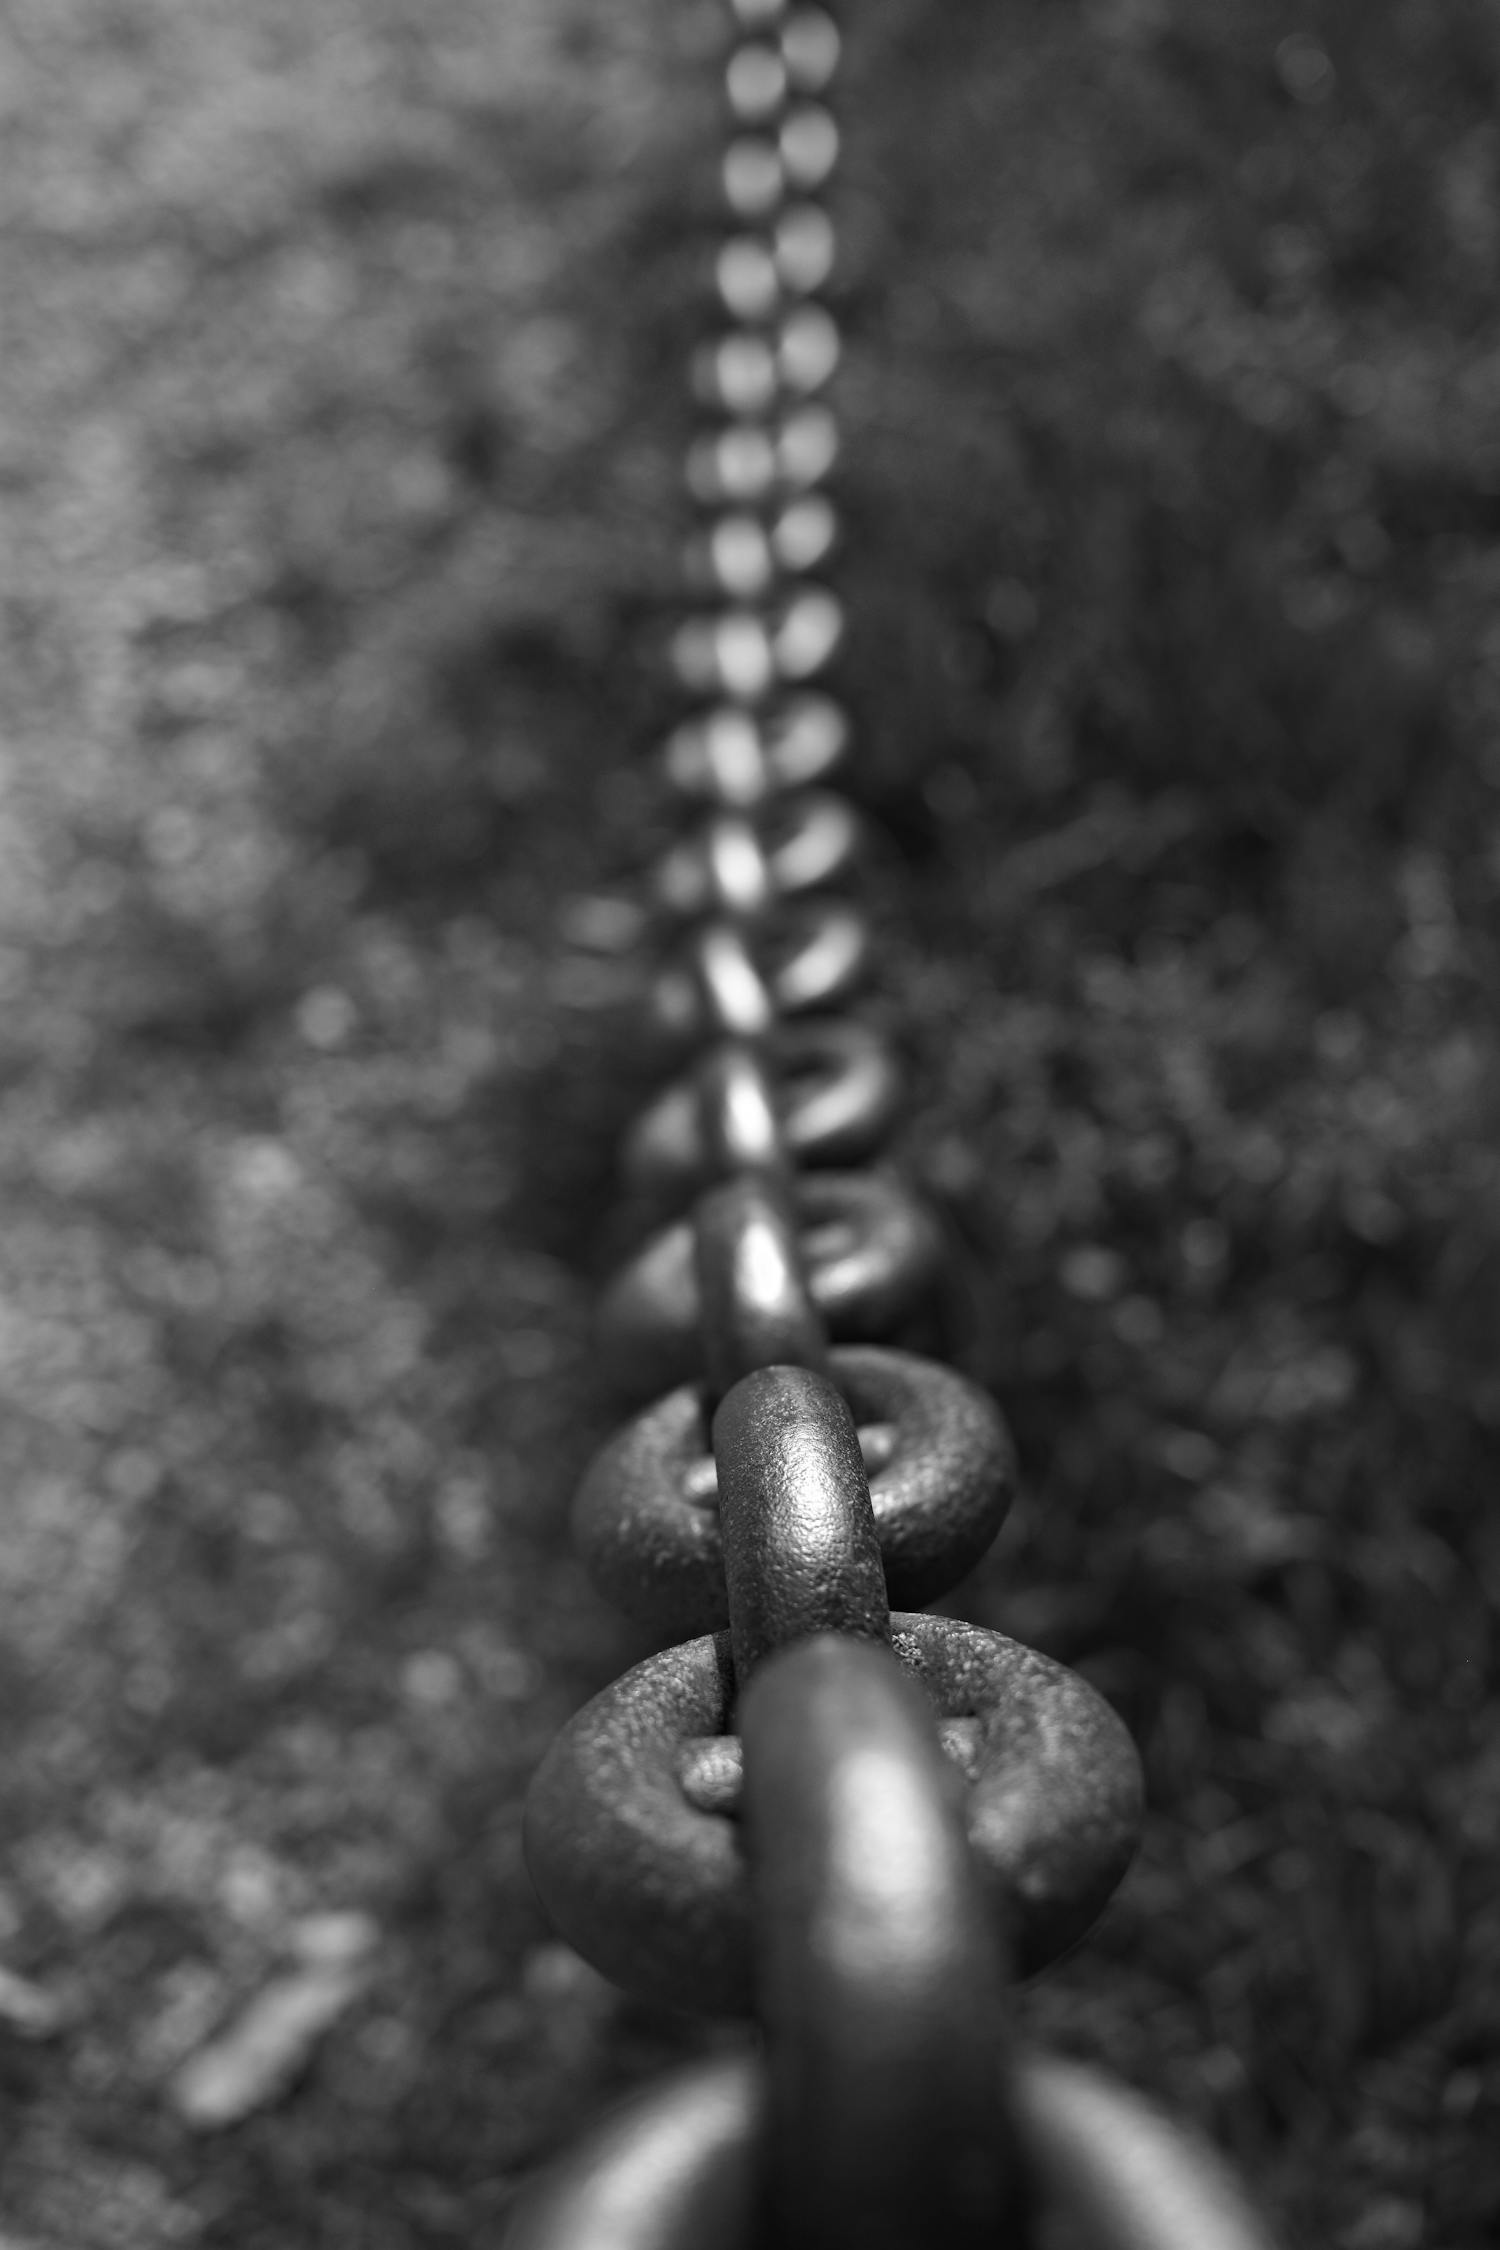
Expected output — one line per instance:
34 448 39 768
509 3 1282 2244
529 1362 1142 2018
519 1379 1257 2246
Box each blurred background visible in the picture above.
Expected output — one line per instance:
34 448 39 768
1 1 1498 2243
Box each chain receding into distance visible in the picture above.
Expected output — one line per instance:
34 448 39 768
506 6 1284 2245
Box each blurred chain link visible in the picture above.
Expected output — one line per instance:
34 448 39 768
509 4 1284 2243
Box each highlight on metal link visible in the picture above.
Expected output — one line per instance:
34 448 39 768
510 3 1285 2243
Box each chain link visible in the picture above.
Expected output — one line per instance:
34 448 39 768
512 5 1284 2242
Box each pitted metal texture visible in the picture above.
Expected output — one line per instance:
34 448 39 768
572 1344 1013 1640
512 1 1283 2240
522 1612 1144 2015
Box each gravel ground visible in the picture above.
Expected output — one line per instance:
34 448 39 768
2 3 1499 2245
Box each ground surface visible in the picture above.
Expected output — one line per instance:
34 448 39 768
2 1 1499 2244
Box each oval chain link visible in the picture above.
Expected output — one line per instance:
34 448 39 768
516 4 1283 2244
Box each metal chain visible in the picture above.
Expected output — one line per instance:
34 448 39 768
508 6 1284 2244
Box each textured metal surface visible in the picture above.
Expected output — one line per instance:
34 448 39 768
522 1612 1141 2014
523 1628 753 2015
513 0 1280 2236
741 1634 1021 2249
829 1345 1014 1608
887 1612 1145 1980
572 1346 1012 1641
712 1365 888 1677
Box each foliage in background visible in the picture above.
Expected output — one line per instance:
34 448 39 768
0 1 1497 2245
